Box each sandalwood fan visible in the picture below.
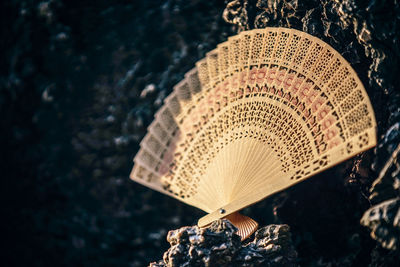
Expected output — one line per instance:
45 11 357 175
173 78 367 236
130 27 377 240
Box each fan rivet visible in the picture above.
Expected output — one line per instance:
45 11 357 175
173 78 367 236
219 208 226 214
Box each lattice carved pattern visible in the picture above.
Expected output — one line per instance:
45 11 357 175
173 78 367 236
130 28 377 236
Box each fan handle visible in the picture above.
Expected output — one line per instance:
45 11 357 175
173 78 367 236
225 212 258 241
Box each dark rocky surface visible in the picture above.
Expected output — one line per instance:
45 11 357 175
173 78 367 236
149 220 297 267
3 1 233 266
361 198 400 250
360 140 400 251
2 0 399 266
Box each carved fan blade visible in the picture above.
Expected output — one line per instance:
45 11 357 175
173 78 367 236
130 27 377 232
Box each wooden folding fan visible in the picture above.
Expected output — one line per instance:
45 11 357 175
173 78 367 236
130 27 377 240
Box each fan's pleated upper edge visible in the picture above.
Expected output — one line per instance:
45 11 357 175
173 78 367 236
130 27 378 225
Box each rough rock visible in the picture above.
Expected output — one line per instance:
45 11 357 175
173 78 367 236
149 220 297 267
369 144 400 205
235 224 297 266
360 143 400 250
161 220 241 266
360 88 400 253
361 198 400 250
223 0 249 32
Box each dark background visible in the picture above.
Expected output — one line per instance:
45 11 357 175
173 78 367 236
2 0 399 266
2 1 233 266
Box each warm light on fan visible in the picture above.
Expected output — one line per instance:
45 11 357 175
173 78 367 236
130 27 377 240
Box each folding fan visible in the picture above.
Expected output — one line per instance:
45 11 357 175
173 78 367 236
130 27 377 240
